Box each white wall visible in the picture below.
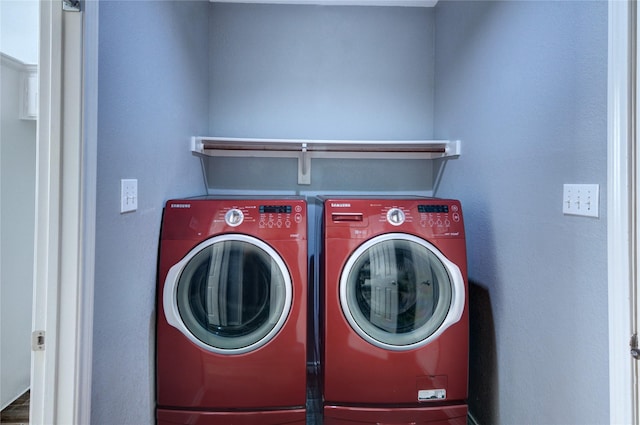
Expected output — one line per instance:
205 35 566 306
0 0 39 64
434 1 608 423
0 0 38 410
0 54 36 409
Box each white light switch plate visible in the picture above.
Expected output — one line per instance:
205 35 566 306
120 179 138 213
563 184 599 218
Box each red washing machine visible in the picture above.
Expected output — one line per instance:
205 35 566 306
321 197 468 425
156 197 307 425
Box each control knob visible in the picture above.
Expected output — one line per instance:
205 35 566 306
225 208 244 227
387 208 405 226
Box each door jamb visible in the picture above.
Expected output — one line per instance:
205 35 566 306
30 1 97 423
608 1 635 423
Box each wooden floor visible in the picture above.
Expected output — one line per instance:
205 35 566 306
1 391 29 425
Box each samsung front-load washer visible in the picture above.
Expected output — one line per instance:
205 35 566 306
321 197 469 425
156 197 307 425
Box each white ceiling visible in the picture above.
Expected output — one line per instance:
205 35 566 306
210 0 438 7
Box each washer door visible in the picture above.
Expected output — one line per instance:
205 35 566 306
163 234 292 354
340 233 464 351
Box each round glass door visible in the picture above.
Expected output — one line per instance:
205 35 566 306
340 233 464 351
163 234 292 354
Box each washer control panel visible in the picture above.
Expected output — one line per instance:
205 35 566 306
417 203 462 230
258 204 304 229
217 204 303 230
162 198 306 240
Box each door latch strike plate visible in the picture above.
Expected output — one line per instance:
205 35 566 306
631 333 639 359
32 331 45 351
62 0 81 12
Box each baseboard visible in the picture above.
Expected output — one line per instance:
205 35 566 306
467 411 481 425
1 386 29 411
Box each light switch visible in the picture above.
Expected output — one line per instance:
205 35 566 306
562 184 599 218
120 179 137 213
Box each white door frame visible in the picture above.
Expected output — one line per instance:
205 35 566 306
30 1 97 423
77 1 99 423
608 1 635 424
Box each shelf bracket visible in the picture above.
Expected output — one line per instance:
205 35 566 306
298 143 311 184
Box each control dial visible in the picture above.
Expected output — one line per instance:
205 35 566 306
386 208 405 226
225 208 244 227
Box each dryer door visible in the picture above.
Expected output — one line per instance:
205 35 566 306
340 233 464 351
163 234 292 354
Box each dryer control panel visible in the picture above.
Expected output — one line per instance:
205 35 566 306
325 197 464 240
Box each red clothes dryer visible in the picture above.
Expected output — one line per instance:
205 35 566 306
156 197 307 425
321 197 469 425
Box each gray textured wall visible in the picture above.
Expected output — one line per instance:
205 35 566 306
209 3 435 140
434 1 608 423
92 2 209 423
